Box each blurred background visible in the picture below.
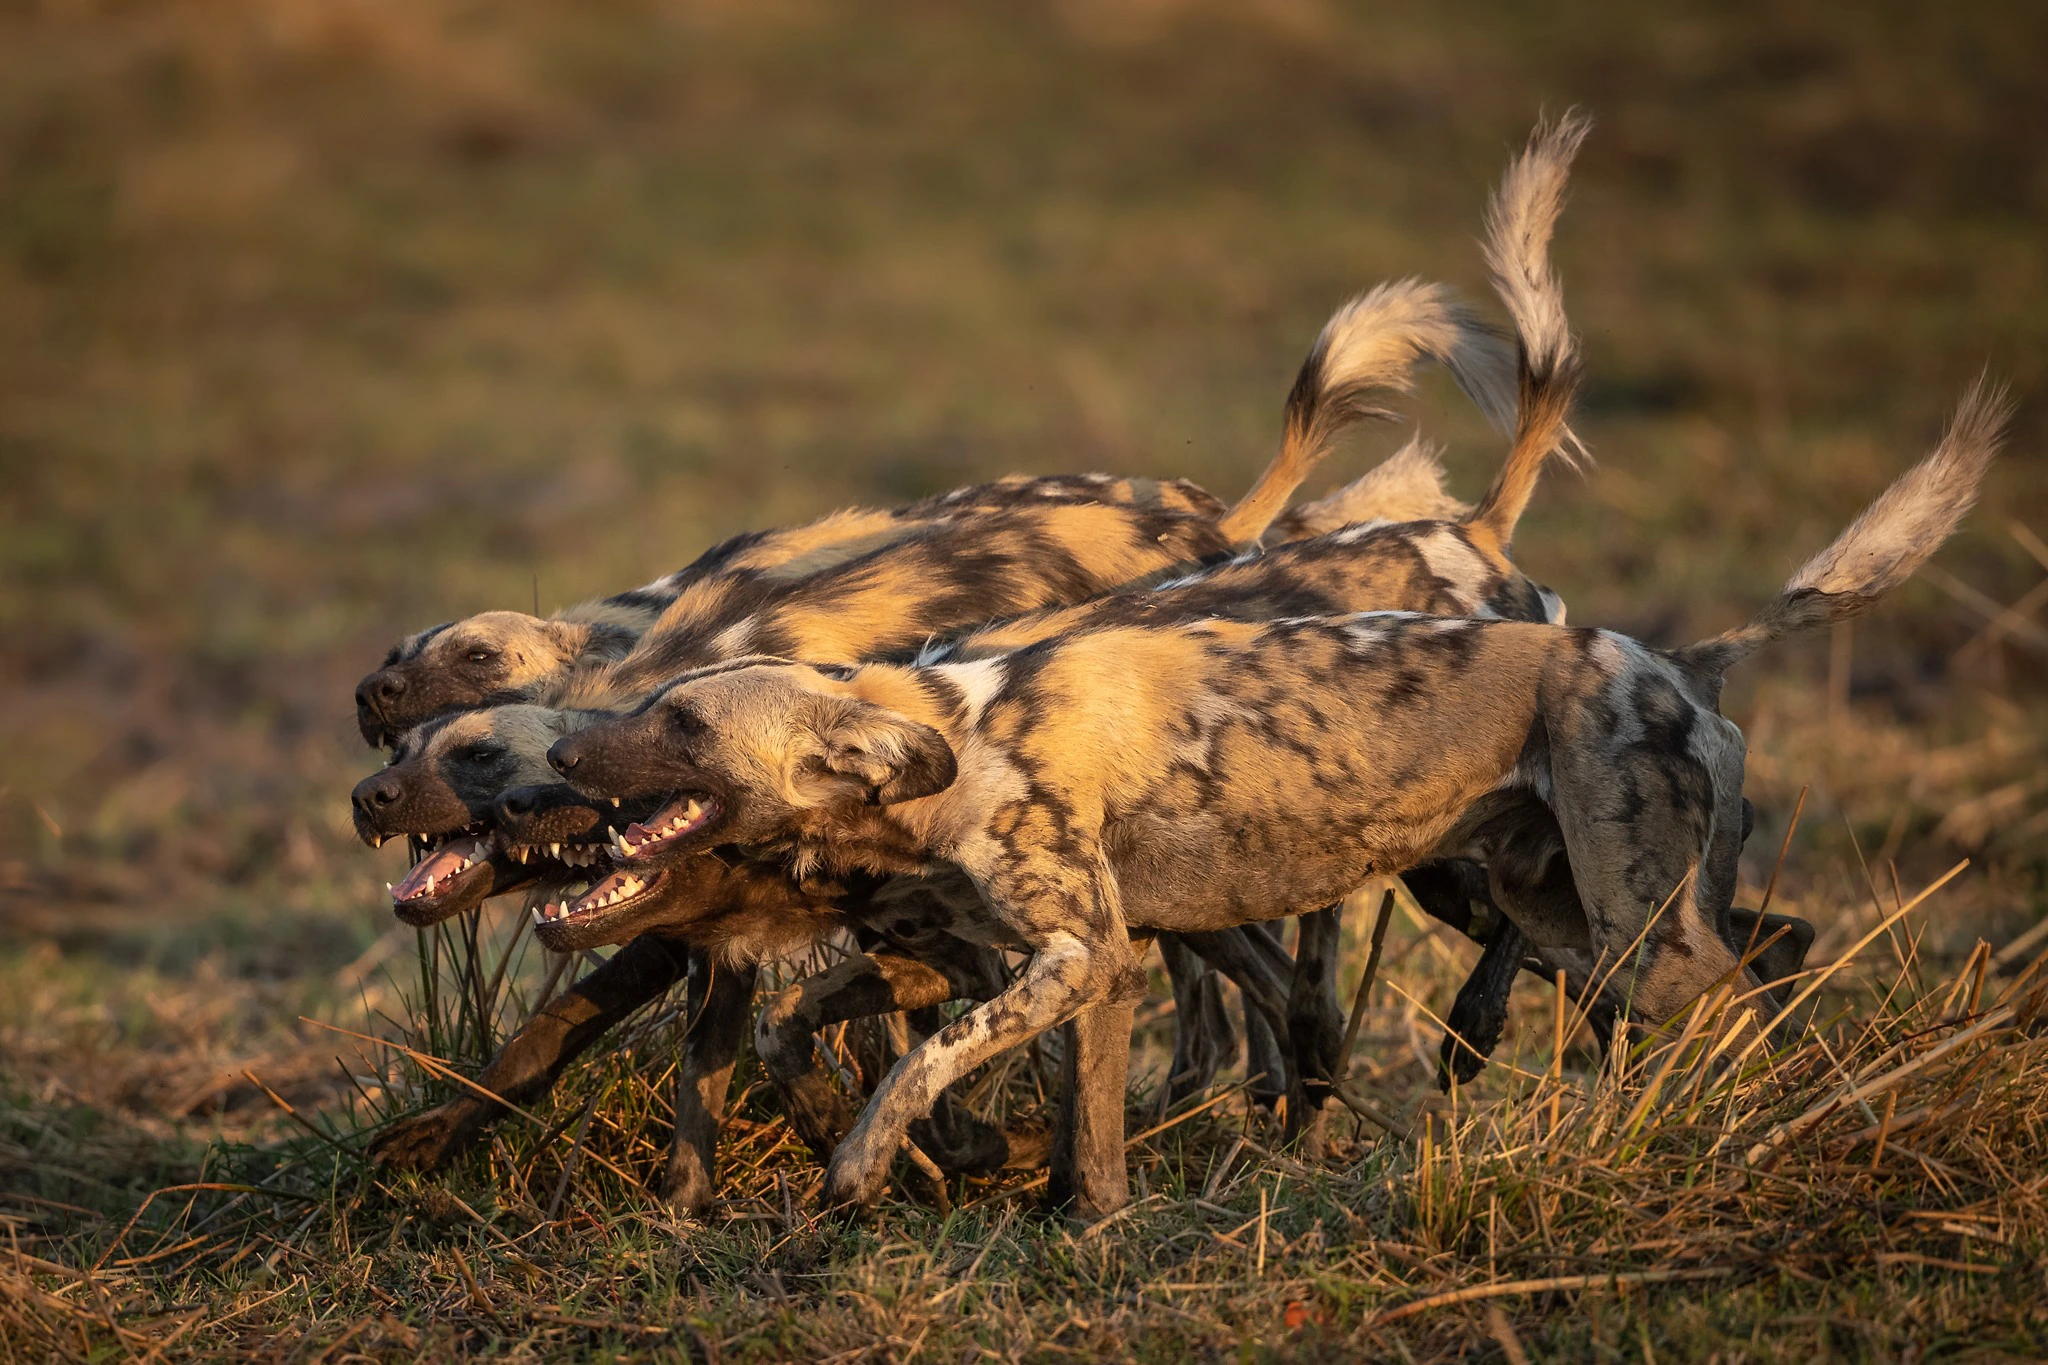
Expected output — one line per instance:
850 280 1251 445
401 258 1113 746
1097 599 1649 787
2 0 2044 1131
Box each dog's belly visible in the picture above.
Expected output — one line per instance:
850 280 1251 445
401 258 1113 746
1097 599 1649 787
1107 804 1442 933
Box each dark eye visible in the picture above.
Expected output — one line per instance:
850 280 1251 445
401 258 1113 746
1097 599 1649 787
465 649 497 664
670 708 706 736
459 744 505 764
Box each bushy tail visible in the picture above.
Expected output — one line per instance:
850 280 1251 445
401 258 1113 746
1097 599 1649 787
1263 435 1472 543
1678 377 2010 680
1217 278 1517 545
1463 111 1591 556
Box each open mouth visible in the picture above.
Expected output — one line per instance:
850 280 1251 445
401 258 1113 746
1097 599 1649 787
610 795 722 861
389 830 496 909
534 866 671 929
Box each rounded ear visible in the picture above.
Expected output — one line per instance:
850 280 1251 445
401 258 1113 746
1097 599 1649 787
539 618 625 664
818 701 958 804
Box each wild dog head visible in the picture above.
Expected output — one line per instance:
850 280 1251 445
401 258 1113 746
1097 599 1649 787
355 613 637 747
351 705 611 924
548 660 954 872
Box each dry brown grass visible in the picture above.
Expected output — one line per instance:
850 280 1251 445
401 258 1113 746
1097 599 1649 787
4 852 2046 1360
4 0 2047 1359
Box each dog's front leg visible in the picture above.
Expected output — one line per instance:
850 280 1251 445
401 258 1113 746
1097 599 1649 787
824 927 1135 1212
1157 934 1236 1103
1049 993 1141 1219
662 954 759 1217
369 933 689 1172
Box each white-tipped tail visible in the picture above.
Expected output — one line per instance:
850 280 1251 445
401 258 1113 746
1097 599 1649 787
1263 435 1472 543
1465 111 1591 553
1218 278 1515 545
1680 376 2011 678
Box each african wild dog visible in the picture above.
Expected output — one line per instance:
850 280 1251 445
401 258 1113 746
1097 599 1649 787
544 377 2005 1215
353 473 1235 747
350 266 1518 924
356 275 1521 1208
522 116 1618 1161
360 116 1622 1208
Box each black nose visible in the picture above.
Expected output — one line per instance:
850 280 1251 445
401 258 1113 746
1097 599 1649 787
547 739 579 775
351 774 403 819
356 672 407 711
496 787 539 821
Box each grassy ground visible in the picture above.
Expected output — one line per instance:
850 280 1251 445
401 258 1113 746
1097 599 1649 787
3 0 2047 1358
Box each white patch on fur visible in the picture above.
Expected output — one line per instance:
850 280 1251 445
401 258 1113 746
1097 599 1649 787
1151 549 1257 593
1414 527 1497 612
709 618 756 660
938 657 1010 727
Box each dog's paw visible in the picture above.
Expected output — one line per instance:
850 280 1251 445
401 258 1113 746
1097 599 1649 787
367 1105 478 1172
659 1154 717 1220
822 1145 891 1213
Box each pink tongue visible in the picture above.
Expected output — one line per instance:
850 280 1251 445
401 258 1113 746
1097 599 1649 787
393 838 484 900
624 803 691 843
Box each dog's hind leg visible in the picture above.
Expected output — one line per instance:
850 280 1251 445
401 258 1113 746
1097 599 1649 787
1285 905 1346 1146
1175 926 1294 1111
1158 934 1237 1103
1439 918 1528 1090
368 933 690 1173
662 954 759 1216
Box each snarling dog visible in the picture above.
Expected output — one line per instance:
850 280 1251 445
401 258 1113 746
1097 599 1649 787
541 115 1606 1149
546 377 2004 1214
355 274 1521 1205
365 116 1614 1206
350 269 1518 924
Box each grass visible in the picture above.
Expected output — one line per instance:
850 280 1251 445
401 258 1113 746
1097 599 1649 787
3 0 2047 1358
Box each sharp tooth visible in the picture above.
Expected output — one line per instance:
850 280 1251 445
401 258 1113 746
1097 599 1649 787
531 908 543 927
549 843 561 858
385 882 393 894
685 800 701 822
425 875 436 894
611 798 621 807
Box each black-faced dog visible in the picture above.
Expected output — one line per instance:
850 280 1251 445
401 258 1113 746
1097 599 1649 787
545 377 2004 1215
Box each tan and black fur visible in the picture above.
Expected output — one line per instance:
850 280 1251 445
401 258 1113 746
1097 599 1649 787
353 271 1520 1205
546 376 2004 1214
354 119 1585 1202
353 473 1238 746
